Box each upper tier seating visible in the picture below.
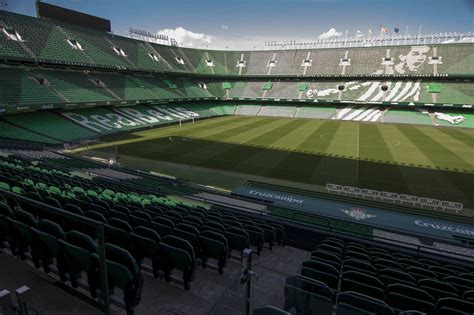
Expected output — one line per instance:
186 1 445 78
2 11 474 76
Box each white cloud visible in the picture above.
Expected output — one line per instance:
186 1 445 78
318 28 342 40
222 25 228 30
157 27 214 47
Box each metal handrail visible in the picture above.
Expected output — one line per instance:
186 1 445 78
0 189 111 314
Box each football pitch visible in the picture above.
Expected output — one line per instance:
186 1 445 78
79 115 474 212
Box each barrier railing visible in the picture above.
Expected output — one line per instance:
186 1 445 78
0 189 111 314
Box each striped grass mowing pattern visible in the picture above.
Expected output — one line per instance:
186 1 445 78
85 116 474 211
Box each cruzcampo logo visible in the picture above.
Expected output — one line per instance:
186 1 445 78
340 207 376 221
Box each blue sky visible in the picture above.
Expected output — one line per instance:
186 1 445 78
3 0 473 48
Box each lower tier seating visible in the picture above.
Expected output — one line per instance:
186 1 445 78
0 153 285 313
284 237 474 315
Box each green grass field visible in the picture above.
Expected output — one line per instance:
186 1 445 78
78 115 474 212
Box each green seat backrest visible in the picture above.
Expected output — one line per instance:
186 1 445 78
200 236 226 258
49 186 62 195
66 230 97 253
130 232 158 258
160 243 192 272
134 226 161 243
38 219 65 240
163 235 195 260
59 239 92 272
7 217 33 243
173 229 198 246
301 267 338 289
0 202 14 217
11 186 24 195
175 223 200 238
104 224 129 248
106 259 133 290
31 227 60 255
108 218 133 233
14 209 37 227
105 243 139 275
253 306 291 315
203 221 225 233
84 210 107 223
202 230 228 250
303 260 339 277
150 221 173 236
225 231 249 251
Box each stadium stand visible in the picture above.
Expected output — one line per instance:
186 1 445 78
0 9 473 314
2 111 97 142
285 237 474 314
0 151 289 312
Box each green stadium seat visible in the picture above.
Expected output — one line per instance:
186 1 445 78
444 276 474 295
108 218 133 233
173 228 199 247
257 224 276 250
0 214 9 246
341 278 384 300
311 250 342 264
310 257 340 271
337 302 375 315
84 210 107 223
316 243 343 256
300 267 338 289
253 306 290 315
429 266 457 278
285 275 335 303
60 237 98 298
153 217 175 229
182 215 203 228
159 235 196 290
374 258 404 271
150 221 173 236
104 224 129 249
0 202 14 218
225 227 249 259
443 265 468 274
344 259 378 275
129 215 149 228
175 223 200 239
223 219 243 229
129 231 159 273
344 250 372 263
385 292 434 314
337 291 394 315
203 221 225 233
105 243 140 276
30 224 66 276
104 258 139 315
284 284 333 315
243 225 264 255
7 217 34 259
108 209 129 222
132 211 152 222
302 260 339 277
199 230 228 274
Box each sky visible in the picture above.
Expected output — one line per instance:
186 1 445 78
2 0 473 49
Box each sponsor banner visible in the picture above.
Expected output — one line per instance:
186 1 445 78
232 185 474 241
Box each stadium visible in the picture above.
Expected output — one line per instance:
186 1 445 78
0 1 473 314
